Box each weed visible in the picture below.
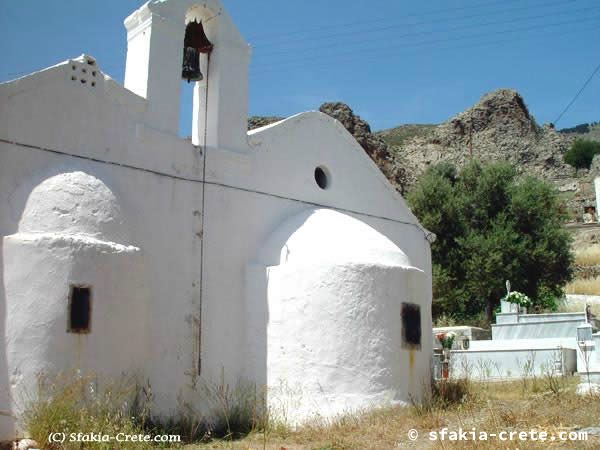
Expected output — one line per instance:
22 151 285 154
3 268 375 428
433 314 457 327
200 374 266 439
20 372 161 450
541 360 566 396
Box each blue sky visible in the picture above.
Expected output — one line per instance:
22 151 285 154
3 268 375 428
1 0 599 136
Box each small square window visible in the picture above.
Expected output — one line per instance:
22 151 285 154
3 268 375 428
401 302 421 349
68 285 91 333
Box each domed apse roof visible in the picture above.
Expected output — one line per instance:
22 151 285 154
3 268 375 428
259 208 414 268
18 171 129 244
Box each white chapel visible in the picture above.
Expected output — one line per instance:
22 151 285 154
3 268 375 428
0 0 433 437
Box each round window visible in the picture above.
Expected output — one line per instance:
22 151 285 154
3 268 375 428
314 166 329 189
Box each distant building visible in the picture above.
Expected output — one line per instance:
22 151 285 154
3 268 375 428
0 0 433 437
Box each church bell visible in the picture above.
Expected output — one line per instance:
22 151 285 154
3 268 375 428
182 19 213 83
182 47 203 82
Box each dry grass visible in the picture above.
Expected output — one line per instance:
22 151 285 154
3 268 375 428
574 244 600 267
565 276 600 295
565 243 600 294
185 378 600 450
17 372 267 449
19 373 600 449
557 300 600 316
20 373 157 450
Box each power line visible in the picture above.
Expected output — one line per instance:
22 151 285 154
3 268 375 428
0 138 432 239
252 0 529 46
247 0 549 42
248 24 598 80
553 61 600 126
253 0 579 53
251 15 600 74
253 7 599 64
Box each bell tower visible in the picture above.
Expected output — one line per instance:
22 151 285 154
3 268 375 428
123 0 250 151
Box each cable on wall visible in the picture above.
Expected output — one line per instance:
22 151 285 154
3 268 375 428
197 50 211 375
0 137 434 241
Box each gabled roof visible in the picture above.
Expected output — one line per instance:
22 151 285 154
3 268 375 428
247 111 433 240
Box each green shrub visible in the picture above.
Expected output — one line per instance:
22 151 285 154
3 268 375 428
564 139 600 169
407 160 573 322
533 286 560 312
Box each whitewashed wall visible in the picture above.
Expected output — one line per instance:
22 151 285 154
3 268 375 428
0 145 204 437
0 0 433 437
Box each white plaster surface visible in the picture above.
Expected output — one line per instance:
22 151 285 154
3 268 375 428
124 0 250 147
266 263 425 422
247 209 430 422
18 172 130 244
0 0 433 436
4 234 146 425
2 172 147 436
257 208 415 268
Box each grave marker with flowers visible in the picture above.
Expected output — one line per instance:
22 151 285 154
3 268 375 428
501 291 531 314
435 331 456 378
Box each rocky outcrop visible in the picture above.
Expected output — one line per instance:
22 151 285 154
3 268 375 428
318 102 388 159
318 102 407 192
248 116 283 130
391 89 577 187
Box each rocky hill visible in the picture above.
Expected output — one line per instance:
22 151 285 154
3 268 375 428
380 89 577 186
377 124 437 148
248 89 598 222
377 89 600 223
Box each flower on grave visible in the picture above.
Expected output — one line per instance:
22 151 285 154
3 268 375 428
436 331 457 349
502 291 532 308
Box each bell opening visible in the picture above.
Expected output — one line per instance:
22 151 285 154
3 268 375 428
182 20 213 83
